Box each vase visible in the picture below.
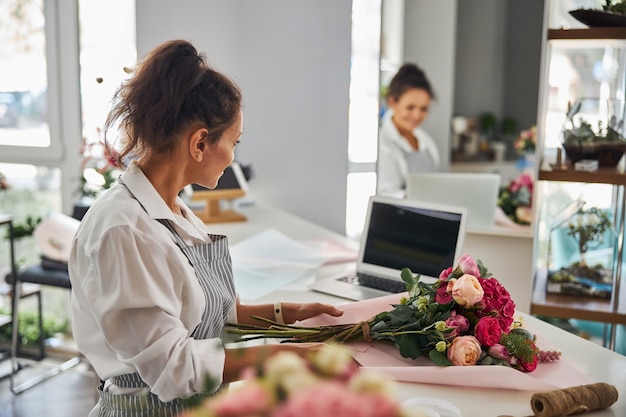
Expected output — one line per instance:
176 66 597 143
561 98 626 167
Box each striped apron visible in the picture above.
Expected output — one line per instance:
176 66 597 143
93 219 236 417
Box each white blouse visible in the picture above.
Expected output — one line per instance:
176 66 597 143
377 110 441 197
69 162 237 402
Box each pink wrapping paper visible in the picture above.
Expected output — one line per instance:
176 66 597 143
298 293 594 391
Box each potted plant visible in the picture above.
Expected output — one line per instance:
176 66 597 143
547 204 614 298
562 98 626 167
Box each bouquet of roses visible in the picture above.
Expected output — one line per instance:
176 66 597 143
514 125 537 154
498 173 533 226
226 254 561 373
179 344 427 417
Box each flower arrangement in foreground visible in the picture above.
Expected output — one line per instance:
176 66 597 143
179 344 425 417
226 254 561 373
498 173 534 225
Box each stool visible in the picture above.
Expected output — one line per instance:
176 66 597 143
5 263 80 394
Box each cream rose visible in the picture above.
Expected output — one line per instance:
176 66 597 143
447 335 482 366
451 274 484 307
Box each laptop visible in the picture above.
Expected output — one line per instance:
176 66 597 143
308 195 467 301
406 172 500 231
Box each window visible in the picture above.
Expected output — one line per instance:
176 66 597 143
0 0 56 156
0 0 135 329
347 0 381 238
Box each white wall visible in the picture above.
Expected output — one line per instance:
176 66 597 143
135 0 352 234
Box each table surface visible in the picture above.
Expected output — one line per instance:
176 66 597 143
209 201 626 417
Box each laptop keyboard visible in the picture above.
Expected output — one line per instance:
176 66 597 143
337 273 406 293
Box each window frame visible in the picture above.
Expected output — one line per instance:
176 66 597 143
0 0 83 214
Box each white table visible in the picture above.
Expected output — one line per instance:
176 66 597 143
208 201 626 417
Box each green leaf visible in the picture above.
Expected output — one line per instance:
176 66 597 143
388 305 416 325
477 259 492 278
401 267 420 296
395 334 425 359
429 349 452 366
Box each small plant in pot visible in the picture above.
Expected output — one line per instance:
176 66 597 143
562 99 626 167
547 204 614 298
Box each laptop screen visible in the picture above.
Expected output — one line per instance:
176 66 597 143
358 196 467 281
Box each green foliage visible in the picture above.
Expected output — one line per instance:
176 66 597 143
566 206 612 258
501 117 518 136
563 101 626 144
0 308 69 346
400 267 420 297
501 332 537 367
429 349 452 366
604 0 626 14
3 214 42 241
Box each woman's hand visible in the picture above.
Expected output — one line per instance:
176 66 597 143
282 302 343 324
236 301 343 326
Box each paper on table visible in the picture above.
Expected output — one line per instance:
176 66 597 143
232 263 311 301
231 228 356 268
298 293 594 391
230 229 357 300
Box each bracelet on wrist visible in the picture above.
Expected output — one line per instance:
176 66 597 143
274 301 285 324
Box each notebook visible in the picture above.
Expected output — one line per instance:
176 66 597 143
406 172 500 231
308 195 467 301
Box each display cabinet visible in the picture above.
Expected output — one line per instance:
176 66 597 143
532 23 626 350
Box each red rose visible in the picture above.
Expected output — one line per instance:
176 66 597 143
435 281 453 304
474 316 502 347
476 277 516 331
519 354 538 372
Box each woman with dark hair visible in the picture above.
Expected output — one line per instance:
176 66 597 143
69 39 343 417
377 63 441 197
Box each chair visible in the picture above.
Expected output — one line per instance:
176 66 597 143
5 263 80 394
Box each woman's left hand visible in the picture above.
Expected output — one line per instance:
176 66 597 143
282 302 343 324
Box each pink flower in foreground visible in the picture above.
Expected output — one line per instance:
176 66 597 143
447 335 482 366
450 274 484 307
273 382 398 417
457 254 480 277
209 381 273 417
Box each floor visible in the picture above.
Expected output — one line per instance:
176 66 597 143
0 352 98 417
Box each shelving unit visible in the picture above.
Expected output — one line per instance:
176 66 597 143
532 161 626 327
531 22 626 351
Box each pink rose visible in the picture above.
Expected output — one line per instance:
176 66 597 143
439 266 453 280
488 343 510 361
447 335 482 366
450 274 484 307
209 381 273 416
457 254 480 277
444 310 469 338
474 317 503 347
